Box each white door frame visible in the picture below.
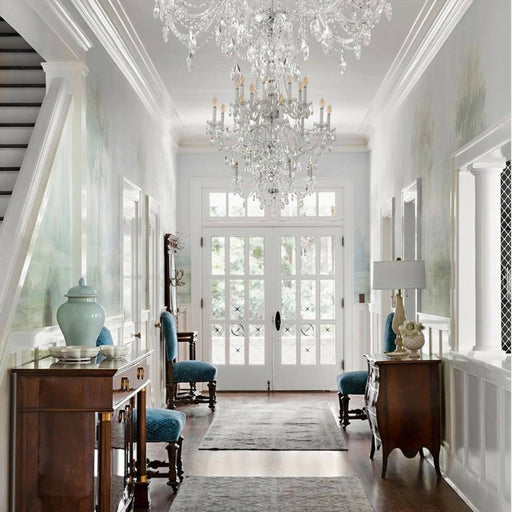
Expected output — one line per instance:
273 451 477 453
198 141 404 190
122 178 142 347
189 176 355 374
401 178 422 320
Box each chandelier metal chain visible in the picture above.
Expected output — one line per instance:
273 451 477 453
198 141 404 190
153 0 392 77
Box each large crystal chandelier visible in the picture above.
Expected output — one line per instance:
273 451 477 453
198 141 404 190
206 67 335 211
153 0 392 77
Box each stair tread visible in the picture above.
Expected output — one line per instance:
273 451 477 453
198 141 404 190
0 144 28 148
0 84 44 88
0 48 37 53
0 33 21 37
0 191 13 195
0 167 20 171
0 123 35 127
0 102 42 107
0 65 42 70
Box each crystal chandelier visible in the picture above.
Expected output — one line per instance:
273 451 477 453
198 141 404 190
206 68 335 211
153 0 392 77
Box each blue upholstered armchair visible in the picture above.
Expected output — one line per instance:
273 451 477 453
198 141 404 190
96 327 186 492
161 311 217 411
336 312 396 428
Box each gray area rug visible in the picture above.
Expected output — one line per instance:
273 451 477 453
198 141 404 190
170 476 373 512
199 402 347 450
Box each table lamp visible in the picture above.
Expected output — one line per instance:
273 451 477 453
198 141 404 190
372 258 426 355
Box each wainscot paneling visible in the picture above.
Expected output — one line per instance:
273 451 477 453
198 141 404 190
419 313 511 512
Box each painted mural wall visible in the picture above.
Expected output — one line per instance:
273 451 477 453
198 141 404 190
10 35 177 330
370 0 511 317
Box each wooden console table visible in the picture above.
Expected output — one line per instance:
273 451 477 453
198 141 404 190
11 348 152 512
364 353 442 478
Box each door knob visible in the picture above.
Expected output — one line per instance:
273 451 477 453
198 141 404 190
275 311 281 331
132 332 141 339
155 322 161 328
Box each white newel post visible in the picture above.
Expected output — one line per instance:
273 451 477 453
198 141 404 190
470 163 504 351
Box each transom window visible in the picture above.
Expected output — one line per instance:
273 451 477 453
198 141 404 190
205 191 338 220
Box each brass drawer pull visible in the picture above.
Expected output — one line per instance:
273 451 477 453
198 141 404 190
121 377 130 391
137 367 145 380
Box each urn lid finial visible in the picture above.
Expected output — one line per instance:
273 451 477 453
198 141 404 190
65 277 99 298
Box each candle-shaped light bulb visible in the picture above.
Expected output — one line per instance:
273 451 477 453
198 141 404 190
319 98 325 124
319 98 325 108
240 75 245 100
303 76 308 103
220 103 225 128
239 94 245 104
212 97 218 122
249 83 255 102
278 93 284 104
298 81 303 104
327 104 332 128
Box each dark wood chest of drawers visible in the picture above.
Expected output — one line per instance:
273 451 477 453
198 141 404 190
364 353 442 478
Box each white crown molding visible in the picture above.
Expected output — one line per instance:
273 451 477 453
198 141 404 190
69 0 185 143
361 0 474 139
178 134 369 154
26 0 92 60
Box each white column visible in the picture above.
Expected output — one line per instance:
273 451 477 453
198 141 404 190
470 163 504 351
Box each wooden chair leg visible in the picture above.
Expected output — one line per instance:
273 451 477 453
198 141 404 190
341 393 350 428
337 392 343 423
165 441 179 493
177 436 184 481
167 383 177 409
208 381 216 411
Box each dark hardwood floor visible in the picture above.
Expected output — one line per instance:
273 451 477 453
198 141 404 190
141 392 471 511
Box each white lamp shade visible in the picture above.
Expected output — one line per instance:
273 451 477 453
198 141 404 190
372 260 426 290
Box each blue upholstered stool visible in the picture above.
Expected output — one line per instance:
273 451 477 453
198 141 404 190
161 311 218 411
133 408 186 492
96 328 187 491
336 312 396 428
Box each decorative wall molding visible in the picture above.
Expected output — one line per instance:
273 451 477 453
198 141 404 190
178 134 370 154
362 0 474 138
7 315 124 368
26 0 92 60
69 0 185 144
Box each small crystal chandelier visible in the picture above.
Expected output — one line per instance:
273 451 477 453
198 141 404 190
153 0 392 78
206 67 335 211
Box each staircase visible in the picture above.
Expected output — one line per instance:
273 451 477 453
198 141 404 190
0 17 45 227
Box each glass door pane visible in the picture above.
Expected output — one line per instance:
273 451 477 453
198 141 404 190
273 228 343 390
203 228 272 390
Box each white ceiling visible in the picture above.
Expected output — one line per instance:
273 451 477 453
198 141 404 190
121 0 425 146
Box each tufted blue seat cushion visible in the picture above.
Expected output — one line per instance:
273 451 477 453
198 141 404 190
133 408 186 443
173 360 217 383
96 327 114 346
337 371 368 395
383 312 397 352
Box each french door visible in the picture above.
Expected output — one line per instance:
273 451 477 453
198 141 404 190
202 226 343 390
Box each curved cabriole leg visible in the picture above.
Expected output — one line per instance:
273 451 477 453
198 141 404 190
208 381 217 411
369 432 376 460
177 436 184 481
166 441 179 492
341 394 350 428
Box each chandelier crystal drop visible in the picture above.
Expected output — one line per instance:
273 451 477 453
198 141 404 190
206 71 335 211
153 0 392 77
